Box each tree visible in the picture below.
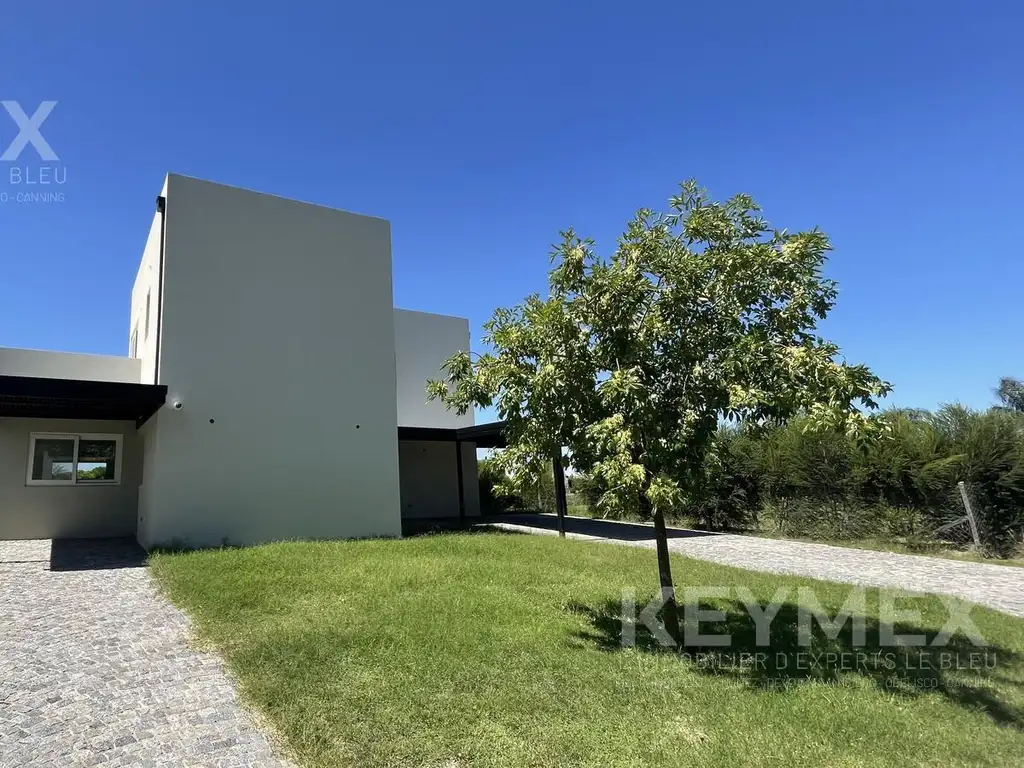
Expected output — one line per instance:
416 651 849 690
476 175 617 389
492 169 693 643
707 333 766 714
428 180 889 641
995 377 1024 413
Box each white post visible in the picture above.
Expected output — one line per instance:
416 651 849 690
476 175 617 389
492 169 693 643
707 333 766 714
957 481 982 549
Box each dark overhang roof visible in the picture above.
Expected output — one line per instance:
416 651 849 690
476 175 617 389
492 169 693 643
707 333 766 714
398 420 507 449
455 421 508 447
0 375 168 427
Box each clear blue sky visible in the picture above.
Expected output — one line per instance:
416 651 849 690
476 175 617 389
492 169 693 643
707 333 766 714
1 1 1020 411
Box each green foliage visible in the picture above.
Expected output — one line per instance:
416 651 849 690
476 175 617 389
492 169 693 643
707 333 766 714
758 498 929 543
759 418 854 502
478 456 557 513
576 404 1023 555
568 472 603 513
522 462 558 513
755 404 1022 555
477 457 519 513
429 180 888 519
686 426 761 530
930 405 1024 554
569 472 642 520
996 377 1024 413
757 405 1024 555
76 465 112 480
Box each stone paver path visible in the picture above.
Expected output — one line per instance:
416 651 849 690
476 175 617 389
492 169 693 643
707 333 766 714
489 514 1024 618
0 539 290 767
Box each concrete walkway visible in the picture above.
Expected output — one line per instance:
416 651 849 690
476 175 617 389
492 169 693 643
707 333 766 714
0 539 290 767
487 514 1024 618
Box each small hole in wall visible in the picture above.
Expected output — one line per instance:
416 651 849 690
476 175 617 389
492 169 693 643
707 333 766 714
355 424 361 429
209 418 215 424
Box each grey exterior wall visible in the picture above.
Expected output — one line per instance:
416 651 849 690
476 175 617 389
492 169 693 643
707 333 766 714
394 309 474 429
398 440 481 519
393 309 480 520
135 416 159 546
0 177 484 545
137 174 402 549
0 419 142 539
129 180 167 384
0 348 141 383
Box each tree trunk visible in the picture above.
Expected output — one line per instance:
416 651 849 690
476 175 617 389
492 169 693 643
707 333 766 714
651 506 681 644
640 485 680 645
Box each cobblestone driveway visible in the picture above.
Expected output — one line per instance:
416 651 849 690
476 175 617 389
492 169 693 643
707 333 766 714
490 514 1024 618
0 539 290 767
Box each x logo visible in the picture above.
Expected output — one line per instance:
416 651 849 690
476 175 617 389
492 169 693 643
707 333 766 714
1 101 59 162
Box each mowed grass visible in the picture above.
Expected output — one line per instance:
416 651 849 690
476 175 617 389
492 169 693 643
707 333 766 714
150 532 1024 768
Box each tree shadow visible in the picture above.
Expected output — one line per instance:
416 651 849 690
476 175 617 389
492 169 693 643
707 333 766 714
567 595 1024 729
489 513 715 541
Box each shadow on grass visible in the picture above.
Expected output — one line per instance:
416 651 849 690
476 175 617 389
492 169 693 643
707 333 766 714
401 519 528 538
567 596 1024 729
487 513 716 541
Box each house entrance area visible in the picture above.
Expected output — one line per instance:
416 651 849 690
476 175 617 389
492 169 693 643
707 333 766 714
397 422 506 528
0 375 166 541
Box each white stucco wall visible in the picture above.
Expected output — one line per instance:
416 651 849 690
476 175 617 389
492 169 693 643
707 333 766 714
129 180 167 384
394 309 474 429
0 348 141 383
0 418 142 539
137 174 402 548
135 416 159 547
394 309 481 520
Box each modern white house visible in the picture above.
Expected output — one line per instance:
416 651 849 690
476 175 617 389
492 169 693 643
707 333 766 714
0 174 504 548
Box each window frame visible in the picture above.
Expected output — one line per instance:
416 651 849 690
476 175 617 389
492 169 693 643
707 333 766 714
144 289 151 340
26 432 123 487
130 324 139 358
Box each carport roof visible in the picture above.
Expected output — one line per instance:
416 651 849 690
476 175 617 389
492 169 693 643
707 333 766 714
0 375 168 427
398 420 507 449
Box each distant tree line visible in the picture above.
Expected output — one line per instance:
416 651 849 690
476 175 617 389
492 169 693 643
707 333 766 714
482 378 1024 558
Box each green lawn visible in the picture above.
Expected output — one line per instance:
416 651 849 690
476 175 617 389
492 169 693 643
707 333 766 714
150 532 1024 767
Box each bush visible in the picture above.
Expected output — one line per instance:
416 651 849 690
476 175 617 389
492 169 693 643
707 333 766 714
569 472 642 520
568 473 603 516
478 458 521 513
686 427 761 530
937 407 1024 557
564 403 1024 557
759 498 935 547
479 457 560 514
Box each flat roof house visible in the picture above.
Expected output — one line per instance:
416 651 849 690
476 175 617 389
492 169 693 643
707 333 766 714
0 174 491 548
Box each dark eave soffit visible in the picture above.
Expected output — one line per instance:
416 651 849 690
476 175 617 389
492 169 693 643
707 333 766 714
397 420 507 449
0 375 168 428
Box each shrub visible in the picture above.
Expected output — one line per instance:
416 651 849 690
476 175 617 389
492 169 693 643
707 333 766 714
556 402 1024 557
478 458 521 513
935 406 1024 556
687 427 761 530
479 457 561 514
569 472 641 520
704 405 1024 556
